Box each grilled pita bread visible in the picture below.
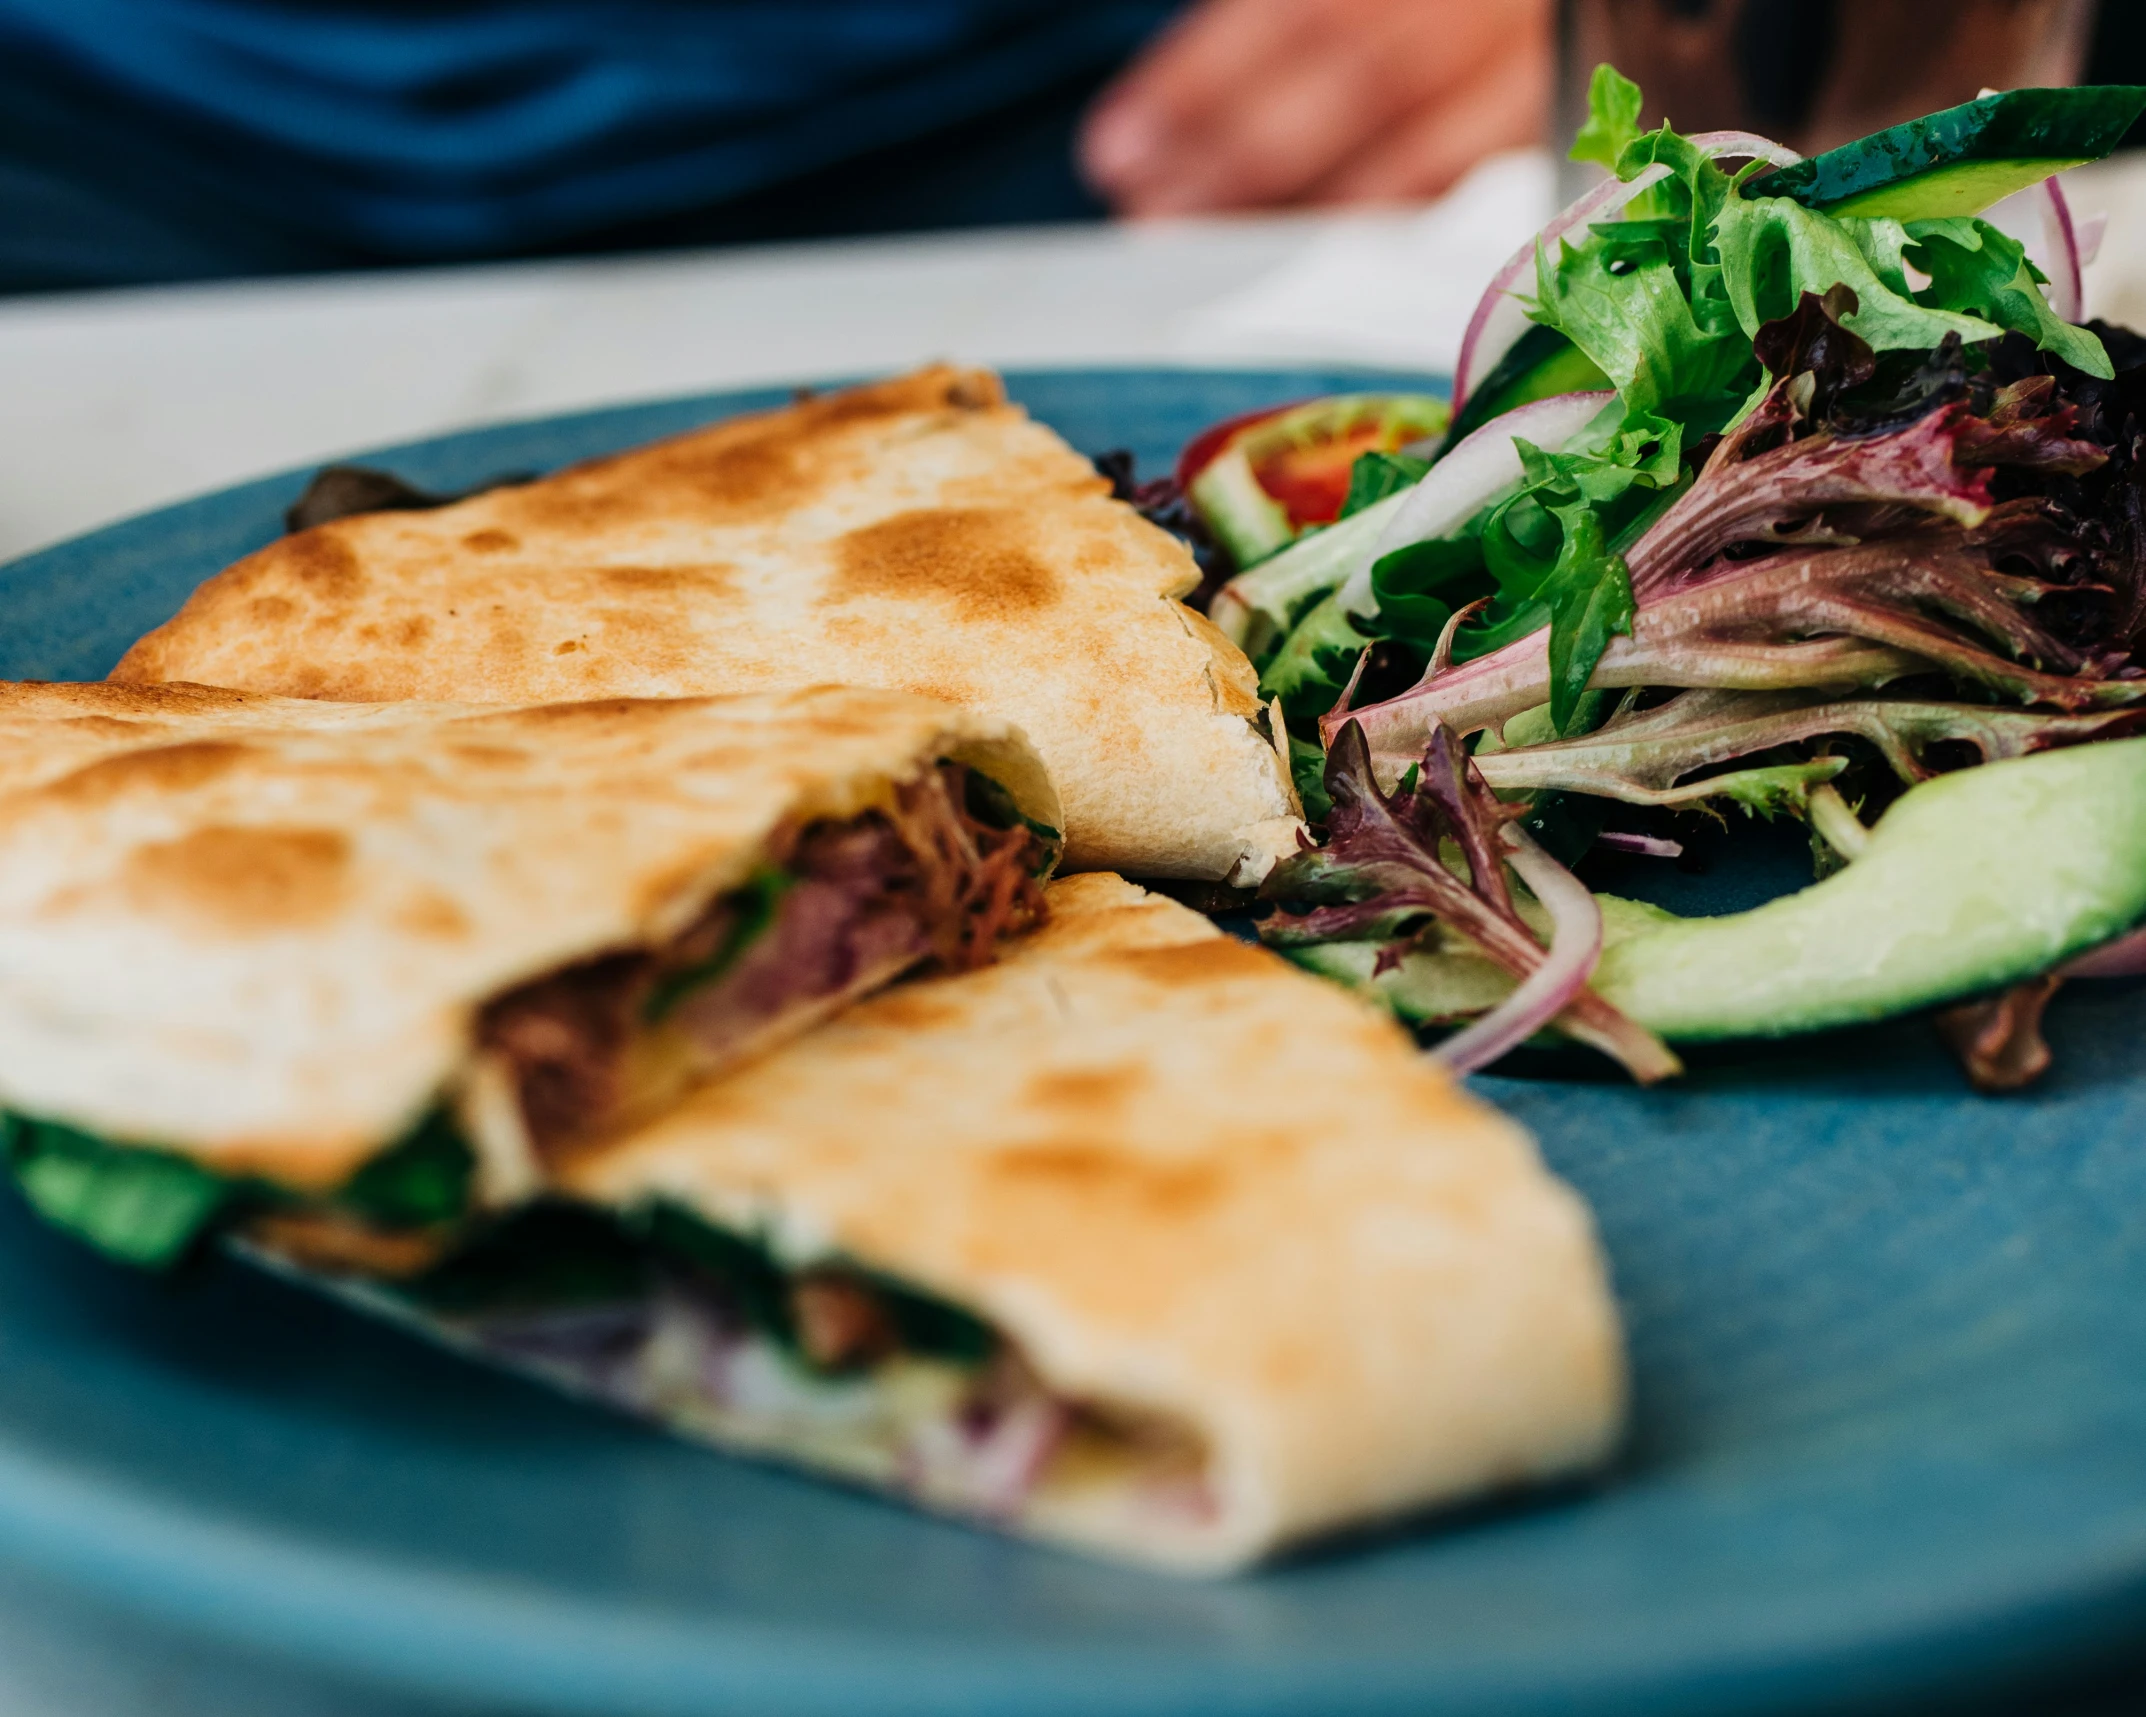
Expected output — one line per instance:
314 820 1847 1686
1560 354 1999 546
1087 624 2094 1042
0 681 1056 1198
112 367 1302 884
277 874 1624 1573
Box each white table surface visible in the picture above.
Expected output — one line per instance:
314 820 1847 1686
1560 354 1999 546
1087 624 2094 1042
7 147 2146 1716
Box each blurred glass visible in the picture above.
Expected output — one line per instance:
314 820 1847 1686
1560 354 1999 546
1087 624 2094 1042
1556 0 2097 189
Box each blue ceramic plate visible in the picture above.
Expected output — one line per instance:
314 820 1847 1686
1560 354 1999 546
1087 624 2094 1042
0 369 2143 1717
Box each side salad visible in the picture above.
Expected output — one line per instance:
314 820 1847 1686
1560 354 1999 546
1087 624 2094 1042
1152 69 2146 1090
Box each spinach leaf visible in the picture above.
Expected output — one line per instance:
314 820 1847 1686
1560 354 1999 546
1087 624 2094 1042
1539 503 1638 735
340 1106 474 1228
640 1200 796 1340
636 1200 997 1369
1340 450 1430 519
962 769 1062 849
403 1201 651 1314
1370 532 1485 638
855 1268 998 1366
4 1099 478 1269
4 1115 229 1268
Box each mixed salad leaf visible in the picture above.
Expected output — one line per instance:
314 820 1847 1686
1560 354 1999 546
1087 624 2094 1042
1172 70 2146 1087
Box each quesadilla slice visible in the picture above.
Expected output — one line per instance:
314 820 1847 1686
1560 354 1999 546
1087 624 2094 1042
112 367 1302 884
0 681 1058 1268
251 873 1624 1573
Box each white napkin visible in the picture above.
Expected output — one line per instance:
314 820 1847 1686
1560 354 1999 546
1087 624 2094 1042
1171 148 1558 376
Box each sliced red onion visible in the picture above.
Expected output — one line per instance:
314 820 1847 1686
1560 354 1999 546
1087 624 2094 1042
2077 210 2108 269
2059 924 2146 979
1686 131 1802 169
963 1396 1068 1518
1597 831 1683 858
1433 825 1603 1075
1335 390 1614 617
1452 162 1672 412
2032 175 2086 324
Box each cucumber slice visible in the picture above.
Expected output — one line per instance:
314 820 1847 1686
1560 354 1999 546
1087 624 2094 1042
1190 445 1295 568
1595 737 2146 1038
1290 738 2146 1045
1762 85 2146 219
1206 492 1407 665
1446 326 1611 445
1822 157 2091 220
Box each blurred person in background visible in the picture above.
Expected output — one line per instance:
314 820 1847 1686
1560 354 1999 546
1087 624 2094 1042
0 0 1550 293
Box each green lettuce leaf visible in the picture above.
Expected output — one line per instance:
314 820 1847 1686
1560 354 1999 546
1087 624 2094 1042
1533 127 1758 445
644 866 792 1021
1534 220 1753 430
1711 195 2111 376
1570 63 1644 171
1263 591 1380 730
1465 438 1669 732
1902 217 2112 378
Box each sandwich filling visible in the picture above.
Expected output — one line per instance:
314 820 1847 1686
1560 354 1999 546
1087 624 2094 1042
475 761 1051 1158
0 761 1053 1270
312 1199 1222 1541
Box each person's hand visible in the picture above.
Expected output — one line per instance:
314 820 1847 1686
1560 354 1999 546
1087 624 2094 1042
1080 0 1552 216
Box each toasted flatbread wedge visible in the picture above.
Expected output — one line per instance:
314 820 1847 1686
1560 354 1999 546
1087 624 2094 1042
112 367 1302 884
254 874 1624 1573
0 681 1057 1264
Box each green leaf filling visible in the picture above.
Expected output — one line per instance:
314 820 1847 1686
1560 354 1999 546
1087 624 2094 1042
856 1268 999 1366
403 1201 653 1314
339 1106 476 1228
635 1200 997 1369
5 1115 228 1268
639 1199 796 1340
643 866 793 1023
3 1102 478 1269
962 769 1062 849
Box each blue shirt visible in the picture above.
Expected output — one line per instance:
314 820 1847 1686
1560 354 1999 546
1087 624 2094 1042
0 1 1173 274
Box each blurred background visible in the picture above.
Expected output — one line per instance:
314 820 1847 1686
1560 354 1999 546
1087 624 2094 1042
2 0 2143 295
8 0 2146 555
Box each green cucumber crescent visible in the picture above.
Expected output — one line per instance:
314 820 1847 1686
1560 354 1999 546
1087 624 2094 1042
1762 86 2146 219
1293 737 2146 1043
